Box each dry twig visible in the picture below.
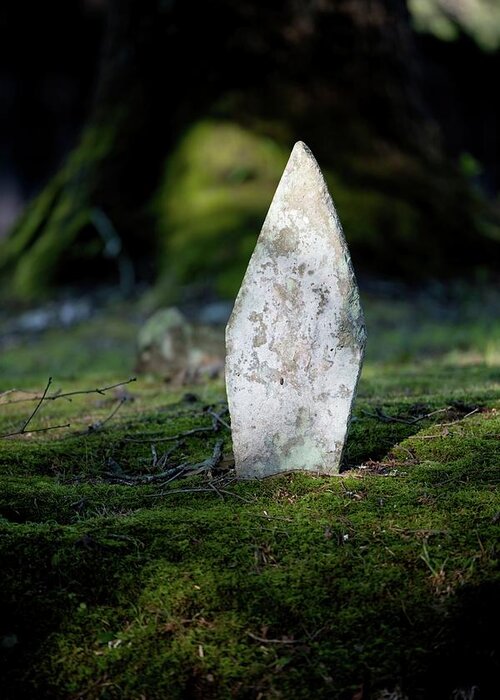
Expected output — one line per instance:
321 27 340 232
124 425 213 444
247 632 302 645
0 377 72 438
106 440 225 487
0 377 135 439
361 406 449 425
207 409 231 430
0 377 136 406
20 376 53 432
410 408 480 439
0 422 71 439
86 398 127 434
147 486 252 502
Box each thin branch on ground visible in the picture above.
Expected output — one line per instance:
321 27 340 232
156 467 188 488
0 422 71 439
208 480 225 499
361 406 450 425
155 442 182 470
105 440 224 486
146 486 252 502
51 377 136 401
0 378 60 438
0 377 137 406
192 438 224 472
247 632 302 645
20 376 53 432
124 425 214 443
207 409 231 430
153 439 225 485
105 464 183 485
1 376 135 439
302 626 327 642
140 442 256 500
217 488 253 503
410 407 480 439
435 407 479 427
86 398 127 434
411 435 444 440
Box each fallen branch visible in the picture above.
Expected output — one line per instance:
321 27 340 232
86 398 127 434
207 409 231 430
0 377 136 406
146 486 252 503
106 440 224 487
0 378 65 438
21 376 52 432
190 438 223 472
50 377 136 402
145 443 253 501
410 408 480 439
0 376 135 439
105 464 183 485
434 407 479 427
0 422 71 439
361 406 450 425
248 632 302 645
152 442 181 470
124 425 214 444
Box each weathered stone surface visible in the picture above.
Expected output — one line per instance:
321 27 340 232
136 308 224 383
225 141 366 478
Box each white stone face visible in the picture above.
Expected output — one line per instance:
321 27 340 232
225 141 366 479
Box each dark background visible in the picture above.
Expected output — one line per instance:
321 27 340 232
1 0 499 302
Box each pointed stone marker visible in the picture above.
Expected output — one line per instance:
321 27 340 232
225 142 366 478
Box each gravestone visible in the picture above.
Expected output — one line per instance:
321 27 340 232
136 308 225 384
225 141 366 478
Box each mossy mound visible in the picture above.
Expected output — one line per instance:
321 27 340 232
153 120 499 301
154 120 289 299
153 120 422 301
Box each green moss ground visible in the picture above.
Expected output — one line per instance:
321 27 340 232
0 292 499 699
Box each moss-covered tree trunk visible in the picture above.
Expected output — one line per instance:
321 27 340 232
2 0 497 301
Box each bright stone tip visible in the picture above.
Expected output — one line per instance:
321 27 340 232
291 141 316 165
293 140 310 154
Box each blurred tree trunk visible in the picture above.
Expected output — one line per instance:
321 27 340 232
2 0 497 300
